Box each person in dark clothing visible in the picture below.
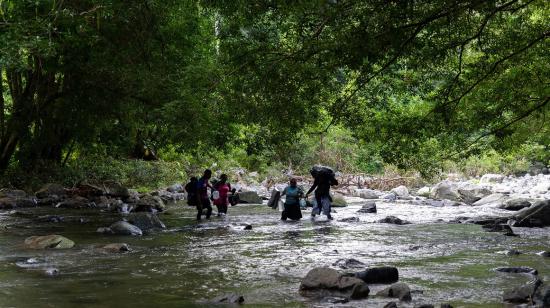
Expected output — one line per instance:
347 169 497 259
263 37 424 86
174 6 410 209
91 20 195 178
281 178 304 221
306 168 338 220
185 177 198 207
196 169 213 221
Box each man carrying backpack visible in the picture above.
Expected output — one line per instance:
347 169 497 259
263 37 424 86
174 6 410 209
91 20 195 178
196 169 213 221
306 165 338 220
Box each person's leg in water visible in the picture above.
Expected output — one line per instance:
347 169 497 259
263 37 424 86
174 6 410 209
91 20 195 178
204 198 212 219
216 204 222 216
311 194 322 218
196 203 203 221
281 203 288 221
321 196 333 220
221 203 228 215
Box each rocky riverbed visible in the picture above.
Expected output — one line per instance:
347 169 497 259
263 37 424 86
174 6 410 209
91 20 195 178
0 173 549 307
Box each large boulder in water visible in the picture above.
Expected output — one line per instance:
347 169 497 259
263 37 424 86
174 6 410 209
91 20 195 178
472 193 509 207
378 216 410 225
24 235 75 249
416 187 431 197
503 278 542 303
108 221 143 236
0 196 36 209
376 282 412 301
499 198 532 211
391 186 409 198
355 266 399 284
56 196 93 209
357 202 377 213
353 189 382 199
135 195 165 212
300 267 370 300
237 191 263 204
511 200 550 227
480 174 505 184
457 183 492 204
430 181 461 201
35 183 66 199
128 212 166 231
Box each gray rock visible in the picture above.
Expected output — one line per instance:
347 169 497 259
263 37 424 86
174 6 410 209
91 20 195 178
504 249 522 256
109 221 143 236
44 268 60 277
355 266 399 284
377 282 412 301
378 216 411 225
23 235 75 249
211 293 244 304
135 195 165 212
480 174 505 183
101 243 130 252
495 266 537 275
35 183 66 199
391 186 409 198
534 284 550 307
499 198 532 211
457 183 491 204
472 193 508 207
354 189 382 199
167 183 184 193
503 278 542 303
237 191 263 204
383 302 398 308
56 196 93 209
338 217 360 223
331 194 348 207
0 197 36 209
382 192 397 201
414 305 434 308
430 181 461 201
300 267 370 299
416 187 431 197
511 200 550 227
357 202 377 213
332 258 366 269
128 212 166 231
321 296 349 304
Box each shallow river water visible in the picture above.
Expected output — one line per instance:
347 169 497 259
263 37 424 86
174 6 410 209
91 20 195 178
0 198 549 307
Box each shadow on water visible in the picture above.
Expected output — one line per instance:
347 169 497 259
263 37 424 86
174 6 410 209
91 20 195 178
0 201 548 307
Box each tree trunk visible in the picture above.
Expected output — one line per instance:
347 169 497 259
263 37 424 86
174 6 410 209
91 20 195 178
0 67 5 140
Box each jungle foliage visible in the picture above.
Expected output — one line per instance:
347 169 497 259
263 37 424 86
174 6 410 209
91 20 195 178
0 0 548 185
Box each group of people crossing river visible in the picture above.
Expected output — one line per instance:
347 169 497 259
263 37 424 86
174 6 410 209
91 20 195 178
184 166 339 222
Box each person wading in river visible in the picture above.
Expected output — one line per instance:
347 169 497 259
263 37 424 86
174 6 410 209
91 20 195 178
281 178 304 221
213 174 232 217
306 166 338 220
196 169 213 221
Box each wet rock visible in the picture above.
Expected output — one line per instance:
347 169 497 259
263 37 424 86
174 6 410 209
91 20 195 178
23 235 75 249
243 224 252 230
536 251 550 257
481 223 515 235
496 266 537 275
108 221 143 236
357 202 377 213
101 243 130 253
465 216 508 226
0 197 32 209
448 216 470 224
338 217 360 223
503 278 542 303
321 296 349 304
97 227 114 234
0 188 28 198
391 185 409 198
376 282 412 301
504 249 522 256
36 215 64 223
300 267 370 300
430 181 461 201
414 305 434 308
15 257 45 268
457 183 491 204
135 195 165 212
237 191 263 204
355 266 399 284
44 268 60 277
511 200 550 227
480 173 505 184
472 193 508 207
534 284 550 307
333 258 366 269
331 194 348 207
440 304 454 308
382 192 397 201
378 216 411 225
35 183 66 199
127 212 166 231
354 189 382 199
416 187 431 197
383 302 398 308
211 293 244 304
56 196 93 209
499 198 532 211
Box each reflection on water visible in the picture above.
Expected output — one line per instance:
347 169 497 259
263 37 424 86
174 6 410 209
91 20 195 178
0 200 549 307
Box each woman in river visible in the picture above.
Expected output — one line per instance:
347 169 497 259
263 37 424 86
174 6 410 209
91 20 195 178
281 178 304 221
213 174 232 216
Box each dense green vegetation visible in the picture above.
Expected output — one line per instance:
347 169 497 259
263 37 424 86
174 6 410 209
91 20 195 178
0 0 548 189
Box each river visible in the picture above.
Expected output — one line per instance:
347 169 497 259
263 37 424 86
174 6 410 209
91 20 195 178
0 198 548 307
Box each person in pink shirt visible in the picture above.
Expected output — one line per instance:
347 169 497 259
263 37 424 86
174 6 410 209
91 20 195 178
213 174 232 216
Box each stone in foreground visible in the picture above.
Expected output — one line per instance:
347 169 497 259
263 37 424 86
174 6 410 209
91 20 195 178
300 267 370 300
355 266 399 284
24 235 75 249
376 282 412 301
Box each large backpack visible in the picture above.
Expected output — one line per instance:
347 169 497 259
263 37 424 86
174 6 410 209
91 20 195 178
310 165 335 180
